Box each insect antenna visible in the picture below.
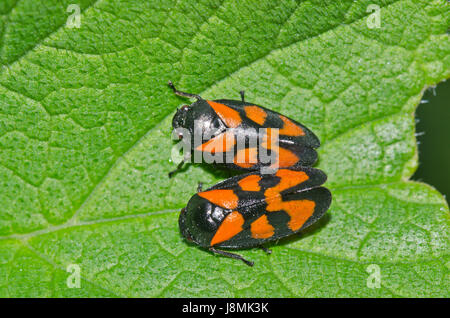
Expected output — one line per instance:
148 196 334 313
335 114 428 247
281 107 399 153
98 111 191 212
209 247 254 266
259 246 272 254
168 81 202 100
168 161 184 178
240 90 245 102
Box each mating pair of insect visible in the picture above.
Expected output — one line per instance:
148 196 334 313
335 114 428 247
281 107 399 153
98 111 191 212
169 81 331 266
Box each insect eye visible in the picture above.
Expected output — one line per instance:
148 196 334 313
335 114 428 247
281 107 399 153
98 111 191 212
181 105 189 111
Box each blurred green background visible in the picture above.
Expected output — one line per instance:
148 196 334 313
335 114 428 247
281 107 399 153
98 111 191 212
412 80 450 202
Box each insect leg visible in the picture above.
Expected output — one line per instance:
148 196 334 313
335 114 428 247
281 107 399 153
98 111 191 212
209 247 254 266
168 81 202 100
168 161 184 178
197 182 203 192
240 90 245 102
259 246 272 254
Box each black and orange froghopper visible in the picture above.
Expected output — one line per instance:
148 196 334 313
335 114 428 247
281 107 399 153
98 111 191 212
169 81 319 177
179 167 331 266
169 82 331 266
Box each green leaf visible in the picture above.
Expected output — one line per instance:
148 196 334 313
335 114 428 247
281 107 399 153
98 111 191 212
0 0 449 297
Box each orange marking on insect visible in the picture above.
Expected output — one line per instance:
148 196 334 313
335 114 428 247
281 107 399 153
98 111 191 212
234 147 258 168
244 106 267 125
210 211 244 246
251 215 274 239
267 147 300 170
198 190 238 210
279 115 305 136
265 196 283 212
265 197 315 231
261 128 278 150
274 169 309 191
238 175 261 192
264 169 309 206
276 147 300 168
196 131 236 153
283 200 315 231
207 100 242 128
